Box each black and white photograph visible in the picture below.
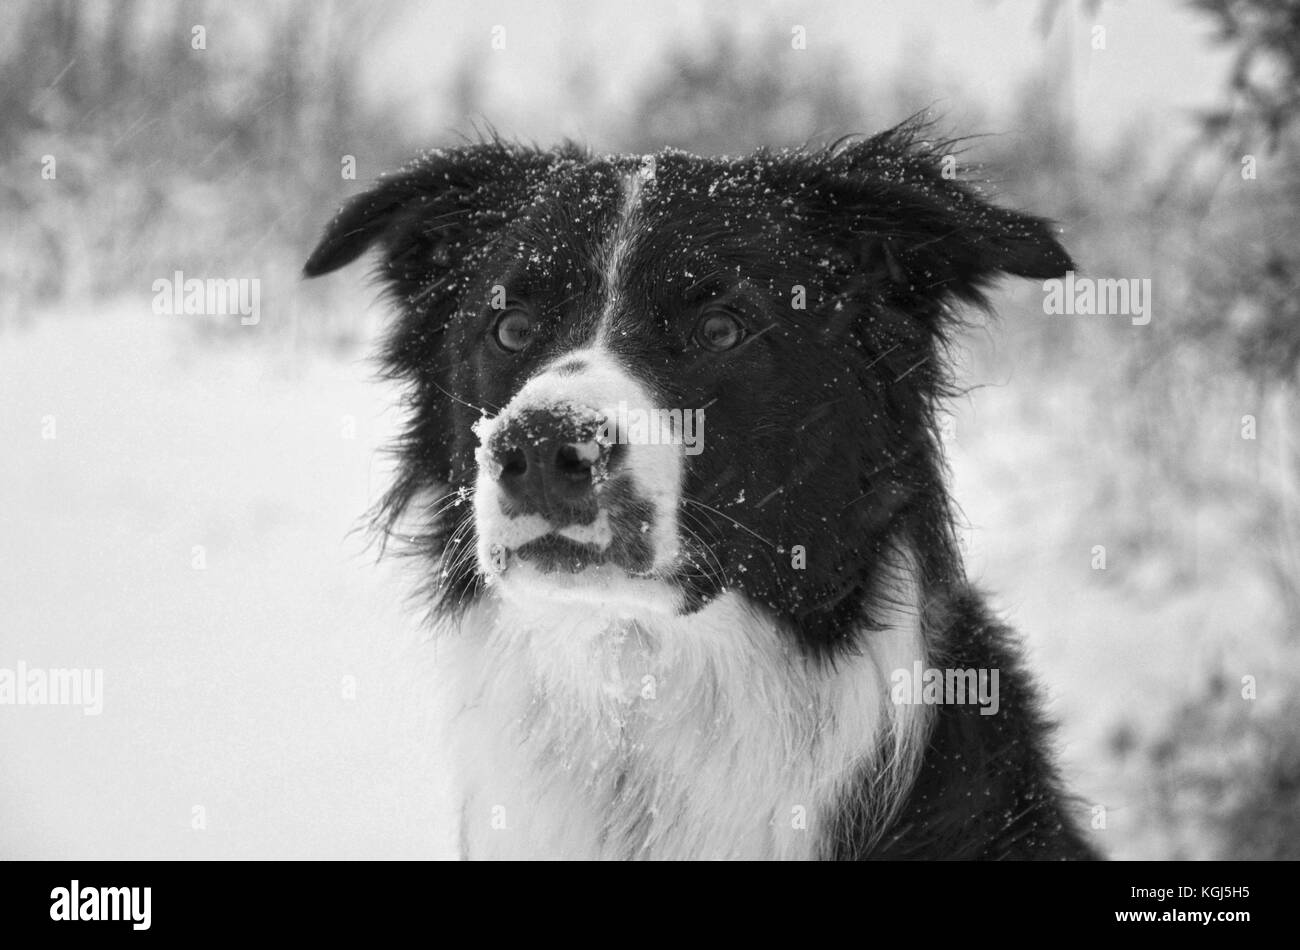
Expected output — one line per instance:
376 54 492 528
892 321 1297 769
0 0 1296 916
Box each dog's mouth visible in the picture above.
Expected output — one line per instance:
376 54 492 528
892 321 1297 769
475 452 679 606
486 492 660 579
509 534 609 574
485 528 684 615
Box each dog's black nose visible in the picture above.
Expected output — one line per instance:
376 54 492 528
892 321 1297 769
489 407 607 523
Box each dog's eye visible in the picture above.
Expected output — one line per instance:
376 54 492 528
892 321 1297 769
493 308 535 353
694 309 746 352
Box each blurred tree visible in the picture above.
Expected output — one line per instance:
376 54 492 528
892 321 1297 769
1186 0 1300 383
1123 0 1300 864
615 27 946 155
0 0 413 328
1193 0 1300 149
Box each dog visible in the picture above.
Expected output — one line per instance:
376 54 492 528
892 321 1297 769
304 120 1097 859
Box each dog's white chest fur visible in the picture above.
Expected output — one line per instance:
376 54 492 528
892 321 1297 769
433 585 928 860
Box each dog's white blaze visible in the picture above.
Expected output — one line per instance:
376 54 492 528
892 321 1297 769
430 557 930 859
595 169 647 346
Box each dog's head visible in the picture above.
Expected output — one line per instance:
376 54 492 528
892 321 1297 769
305 123 1070 654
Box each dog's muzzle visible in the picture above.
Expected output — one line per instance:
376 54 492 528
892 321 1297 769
472 348 684 589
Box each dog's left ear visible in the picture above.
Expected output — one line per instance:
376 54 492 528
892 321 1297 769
813 126 1073 304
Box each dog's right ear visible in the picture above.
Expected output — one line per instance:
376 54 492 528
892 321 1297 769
302 167 427 278
302 142 565 281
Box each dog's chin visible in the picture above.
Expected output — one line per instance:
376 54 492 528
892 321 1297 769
484 547 683 616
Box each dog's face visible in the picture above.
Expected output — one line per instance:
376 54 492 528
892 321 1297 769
305 125 1070 653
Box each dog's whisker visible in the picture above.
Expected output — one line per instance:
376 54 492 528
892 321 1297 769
681 496 778 551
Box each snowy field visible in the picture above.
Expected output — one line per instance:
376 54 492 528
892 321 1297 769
0 304 457 858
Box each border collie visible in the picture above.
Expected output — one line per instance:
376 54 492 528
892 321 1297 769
304 120 1097 860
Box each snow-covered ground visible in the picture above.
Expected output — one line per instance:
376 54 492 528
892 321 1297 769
0 304 456 858
0 299 1267 859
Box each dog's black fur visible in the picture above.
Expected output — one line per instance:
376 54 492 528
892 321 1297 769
305 120 1098 859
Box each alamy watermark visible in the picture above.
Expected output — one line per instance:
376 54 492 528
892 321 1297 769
0 661 103 715
890 662 1000 716
50 880 150 930
1042 271 1151 326
595 401 704 456
152 270 260 325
